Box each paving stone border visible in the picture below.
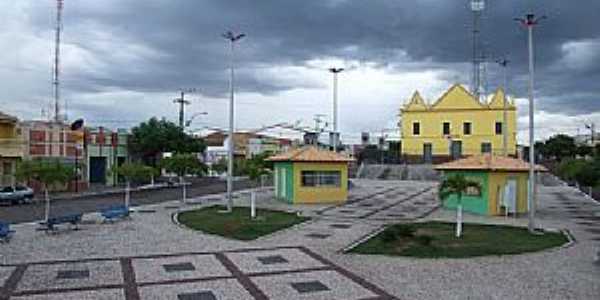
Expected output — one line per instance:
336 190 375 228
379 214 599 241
0 246 397 300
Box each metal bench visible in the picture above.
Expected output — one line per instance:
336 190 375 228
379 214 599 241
39 213 83 232
101 205 130 222
0 222 15 243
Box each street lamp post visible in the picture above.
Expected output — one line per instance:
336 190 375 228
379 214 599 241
328 67 344 151
222 31 245 212
185 112 208 128
515 13 545 233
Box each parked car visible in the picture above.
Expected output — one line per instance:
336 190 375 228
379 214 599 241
14 185 34 203
0 187 23 205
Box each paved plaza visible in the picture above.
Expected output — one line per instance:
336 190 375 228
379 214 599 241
1 180 599 299
0 246 394 300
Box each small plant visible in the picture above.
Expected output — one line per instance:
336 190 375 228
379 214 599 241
394 224 416 238
162 154 207 203
415 235 434 246
111 163 154 208
381 229 398 243
16 159 74 222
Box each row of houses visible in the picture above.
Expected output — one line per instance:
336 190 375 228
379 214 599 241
0 112 295 191
0 113 128 191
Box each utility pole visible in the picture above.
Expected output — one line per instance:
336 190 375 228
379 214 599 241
496 57 510 156
173 89 194 128
222 30 245 213
53 0 64 123
328 67 344 151
379 130 387 164
586 123 596 145
516 13 546 234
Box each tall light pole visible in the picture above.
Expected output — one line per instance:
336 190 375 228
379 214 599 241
496 57 510 156
222 30 245 212
515 13 545 233
328 67 344 151
53 0 64 123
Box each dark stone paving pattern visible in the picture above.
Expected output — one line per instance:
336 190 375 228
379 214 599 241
330 224 352 229
164 262 196 272
291 280 330 293
257 255 288 265
56 269 89 280
305 233 331 239
178 291 217 300
0 247 397 300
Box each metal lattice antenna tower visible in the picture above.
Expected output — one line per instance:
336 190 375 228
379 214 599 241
53 0 64 123
480 49 488 101
470 0 485 101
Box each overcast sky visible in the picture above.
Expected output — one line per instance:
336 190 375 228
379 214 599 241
1 0 598 144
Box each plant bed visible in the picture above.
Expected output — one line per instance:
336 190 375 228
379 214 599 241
177 206 309 240
349 222 569 258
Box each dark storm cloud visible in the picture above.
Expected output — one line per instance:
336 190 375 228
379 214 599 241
25 0 600 114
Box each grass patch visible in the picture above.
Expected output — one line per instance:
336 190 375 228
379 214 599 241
350 222 568 258
177 206 309 240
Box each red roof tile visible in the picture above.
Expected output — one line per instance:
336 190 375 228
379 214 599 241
266 146 354 163
435 154 547 172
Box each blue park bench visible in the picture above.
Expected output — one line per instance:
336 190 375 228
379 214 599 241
0 222 15 243
38 213 83 232
101 205 131 222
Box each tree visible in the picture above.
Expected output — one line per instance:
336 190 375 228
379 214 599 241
16 159 74 222
574 163 599 188
439 174 481 238
245 152 273 183
111 163 154 208
576 145 593 158
542 134 577 162
211 158 228 175
128 117 206 165
162 154 207 203
557 159 588 184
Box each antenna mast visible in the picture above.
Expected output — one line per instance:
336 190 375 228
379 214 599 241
470 0 485 101
53 0 64 123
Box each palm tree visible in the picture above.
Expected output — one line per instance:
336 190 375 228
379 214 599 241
439 174 481 238
16 159 74 222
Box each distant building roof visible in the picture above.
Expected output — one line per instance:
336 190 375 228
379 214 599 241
434 154 547 172
0 111 18 124
266 146 354 163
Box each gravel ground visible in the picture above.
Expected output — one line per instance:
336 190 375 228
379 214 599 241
0 179 598 299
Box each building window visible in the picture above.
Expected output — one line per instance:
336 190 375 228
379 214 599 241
481 142 492 153
413 122 420 135
495 122 503 135
301 171 341 187
442 122 450 135
463 122 472 135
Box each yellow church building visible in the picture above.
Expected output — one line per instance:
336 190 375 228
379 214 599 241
399 84 516 163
